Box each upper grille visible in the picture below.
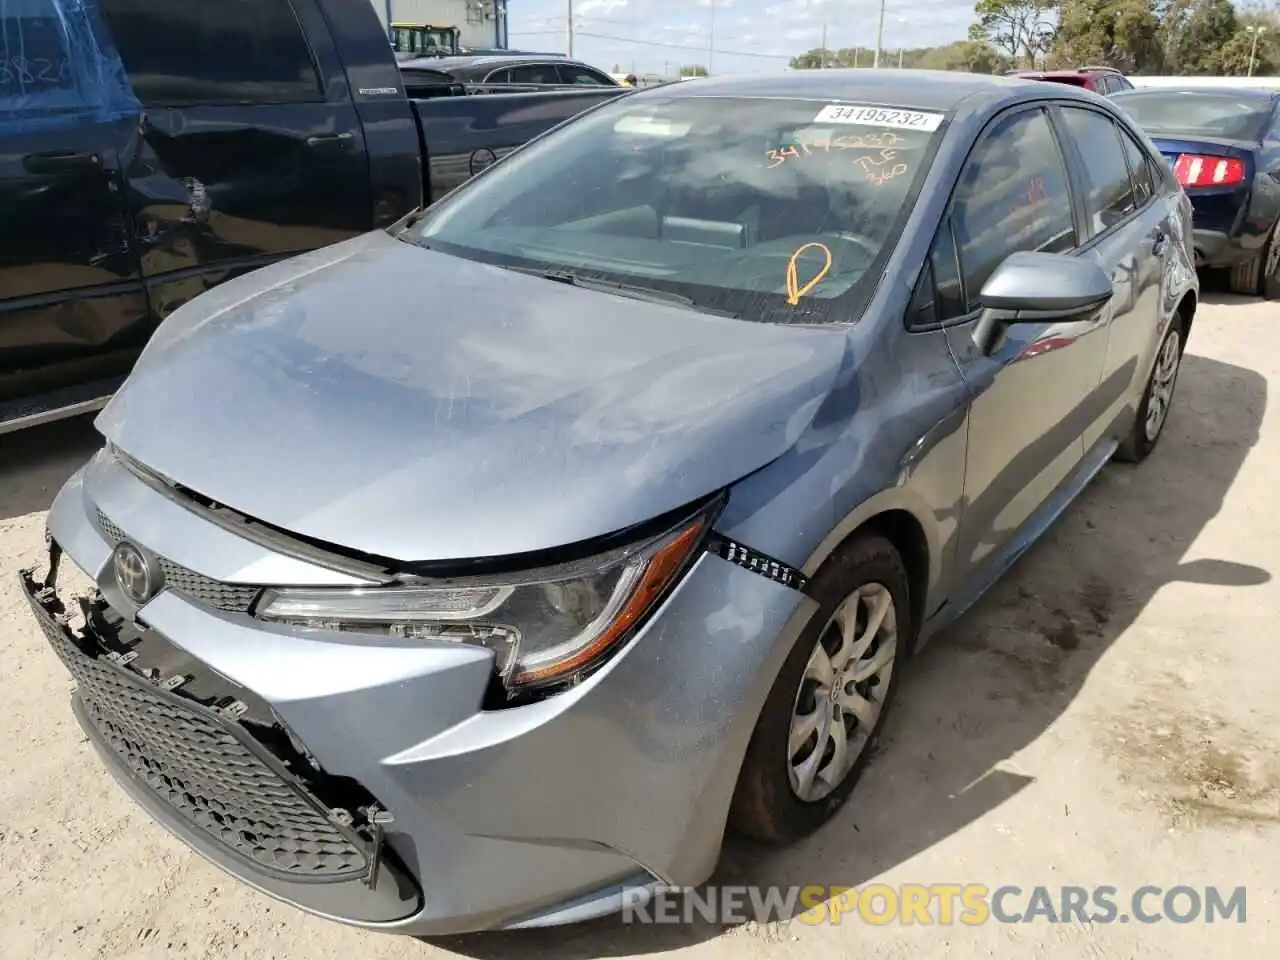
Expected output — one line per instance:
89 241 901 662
25 581 371 881
96 510 261 614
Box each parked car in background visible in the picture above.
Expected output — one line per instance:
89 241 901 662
0 0 627 436
401 54 621 87
1008 66 1134 96
24 69 1196 937
1112 86 1280 298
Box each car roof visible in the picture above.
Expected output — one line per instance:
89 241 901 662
1113 86 1280 101
1012 68 1119 78
421 55 574 71
648 68 1093 113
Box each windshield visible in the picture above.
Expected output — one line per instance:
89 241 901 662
1114 91 1275 141
399 95 947 323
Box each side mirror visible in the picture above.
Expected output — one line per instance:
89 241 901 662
972 251 1113 354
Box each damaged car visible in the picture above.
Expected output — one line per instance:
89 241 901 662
22 68 1197 935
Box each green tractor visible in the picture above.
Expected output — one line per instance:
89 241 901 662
390 22 462 58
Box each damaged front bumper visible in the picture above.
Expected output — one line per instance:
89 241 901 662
19 547 420 923
22 450 816 934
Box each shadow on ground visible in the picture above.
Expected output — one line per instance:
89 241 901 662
0 415 101 524
430 352 1267 957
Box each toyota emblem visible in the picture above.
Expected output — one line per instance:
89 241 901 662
112 541 158 606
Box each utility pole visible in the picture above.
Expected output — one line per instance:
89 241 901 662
1247 26 1266 77
566 0 574 57
708 0 715 74
873 0 886 68
897 47 903 68
820 23 827 67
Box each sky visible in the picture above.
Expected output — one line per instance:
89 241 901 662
506 0 980 77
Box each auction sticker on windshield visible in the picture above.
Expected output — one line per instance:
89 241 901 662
813 104 945 132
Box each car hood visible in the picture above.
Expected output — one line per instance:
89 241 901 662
98 232 849 564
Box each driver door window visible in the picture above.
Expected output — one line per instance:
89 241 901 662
951 107 1076 314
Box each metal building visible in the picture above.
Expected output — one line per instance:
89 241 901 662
375 0 509 49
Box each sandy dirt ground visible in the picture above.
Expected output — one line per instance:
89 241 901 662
2 292 1278 960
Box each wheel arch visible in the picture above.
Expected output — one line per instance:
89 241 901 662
1175 288 1197 342
802 493 937 652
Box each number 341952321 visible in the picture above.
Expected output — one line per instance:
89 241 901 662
765 134 910 185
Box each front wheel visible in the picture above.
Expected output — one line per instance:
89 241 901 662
728 533 911 844
1115 319 1183 464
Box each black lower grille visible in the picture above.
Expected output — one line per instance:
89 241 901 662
23 576 371 882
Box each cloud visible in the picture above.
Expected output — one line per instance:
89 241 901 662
508 0 977 75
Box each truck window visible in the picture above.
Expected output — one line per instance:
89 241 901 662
98 0 322 105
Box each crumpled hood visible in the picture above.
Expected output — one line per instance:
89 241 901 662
99 231 848 563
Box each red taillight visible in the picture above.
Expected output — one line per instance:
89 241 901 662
1172 154 1246 188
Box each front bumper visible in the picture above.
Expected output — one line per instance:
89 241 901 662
25 449 813 934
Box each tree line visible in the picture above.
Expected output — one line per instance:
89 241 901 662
788 0 1278 76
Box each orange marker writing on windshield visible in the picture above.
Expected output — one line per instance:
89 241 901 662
786 242 833 305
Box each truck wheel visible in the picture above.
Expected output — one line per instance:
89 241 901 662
729 533 911 844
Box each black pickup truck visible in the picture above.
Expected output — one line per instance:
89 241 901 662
0 0 627 434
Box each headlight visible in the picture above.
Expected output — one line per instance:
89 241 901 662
256 504 715 696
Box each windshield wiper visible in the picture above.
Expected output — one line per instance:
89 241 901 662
510 266 700 308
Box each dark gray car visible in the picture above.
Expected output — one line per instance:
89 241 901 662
22 69 1197 935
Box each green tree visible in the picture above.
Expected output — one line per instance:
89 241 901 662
1227 9 1280 76
789 48 833 69
1052 0 1163 73
680 64 709 77
1162 0 1239 74
789 46 881 69
962 39 1016 72
971 0 1056 66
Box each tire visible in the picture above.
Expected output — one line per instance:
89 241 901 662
1115 317 1184 464
1261 221 1280 301
1228 253 1261 296
728 533 913 844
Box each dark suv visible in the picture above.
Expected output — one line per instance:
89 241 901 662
1008 66 1134 96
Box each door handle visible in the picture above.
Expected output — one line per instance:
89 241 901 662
23 151 103 175
305 132 355 151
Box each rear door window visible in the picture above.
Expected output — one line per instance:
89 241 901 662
1058 107 1136 234
99 0 322 105
507 63 561 85
950 107 1077 312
